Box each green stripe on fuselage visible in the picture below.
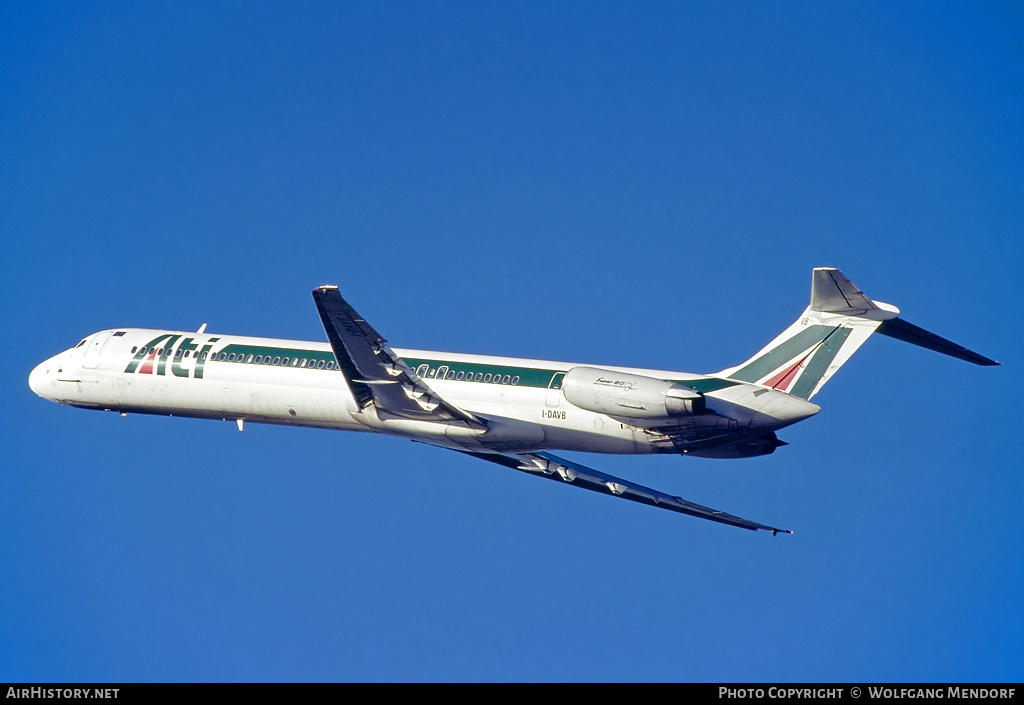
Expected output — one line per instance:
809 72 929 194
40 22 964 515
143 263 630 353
668 378 740 394
401 358 560 388
218 344 337 367
209 346 738 394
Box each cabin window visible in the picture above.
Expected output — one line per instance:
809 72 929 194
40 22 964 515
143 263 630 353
316 360 325 369
502 375 511 384
512 376 520 385
483 373 492 382
300 359 307 367
291 358 299 366
272 356 281 365
426 368 436 378
228 353 236 361
255 355 263 363
263 356 272 365
174 349 183 359
131 347 137 353
446 370 455 380
474 373 483 382
456 371 464 380
326 360 335 369
282 357 289 366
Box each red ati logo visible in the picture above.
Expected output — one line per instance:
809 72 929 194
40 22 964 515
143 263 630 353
124 334 220 379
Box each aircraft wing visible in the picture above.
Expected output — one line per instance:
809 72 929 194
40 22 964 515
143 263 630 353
457 449 791 534
312 286 485 427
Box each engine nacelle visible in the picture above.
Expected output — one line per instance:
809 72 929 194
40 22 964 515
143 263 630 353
561 366 705 419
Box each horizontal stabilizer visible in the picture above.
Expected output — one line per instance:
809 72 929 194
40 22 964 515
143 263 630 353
876 318 999 366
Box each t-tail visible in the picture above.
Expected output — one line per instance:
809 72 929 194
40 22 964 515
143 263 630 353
718 268 999 401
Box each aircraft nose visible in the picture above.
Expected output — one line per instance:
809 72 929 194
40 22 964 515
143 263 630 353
28 358 57 400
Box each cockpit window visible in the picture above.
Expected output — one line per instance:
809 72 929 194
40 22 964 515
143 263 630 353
75 339 87 348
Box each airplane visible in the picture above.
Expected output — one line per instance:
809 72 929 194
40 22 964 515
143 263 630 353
28 268 998 534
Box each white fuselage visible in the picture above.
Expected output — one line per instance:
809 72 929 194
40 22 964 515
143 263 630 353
29 327 820 457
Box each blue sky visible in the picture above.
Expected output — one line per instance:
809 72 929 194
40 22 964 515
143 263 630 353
2 1 1022 682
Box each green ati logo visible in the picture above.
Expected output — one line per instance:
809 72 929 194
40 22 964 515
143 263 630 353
124 334 221 379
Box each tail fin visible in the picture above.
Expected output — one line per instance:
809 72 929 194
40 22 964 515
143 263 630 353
717 268 998 401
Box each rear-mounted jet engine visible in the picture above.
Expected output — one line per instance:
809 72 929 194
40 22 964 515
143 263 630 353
561 366 705 422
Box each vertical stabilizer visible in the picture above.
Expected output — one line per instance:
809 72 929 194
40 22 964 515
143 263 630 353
718 268 997 400
718 268 898 400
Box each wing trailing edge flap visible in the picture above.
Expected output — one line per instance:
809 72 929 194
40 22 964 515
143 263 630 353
312 286 485 428
458 449 790 534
